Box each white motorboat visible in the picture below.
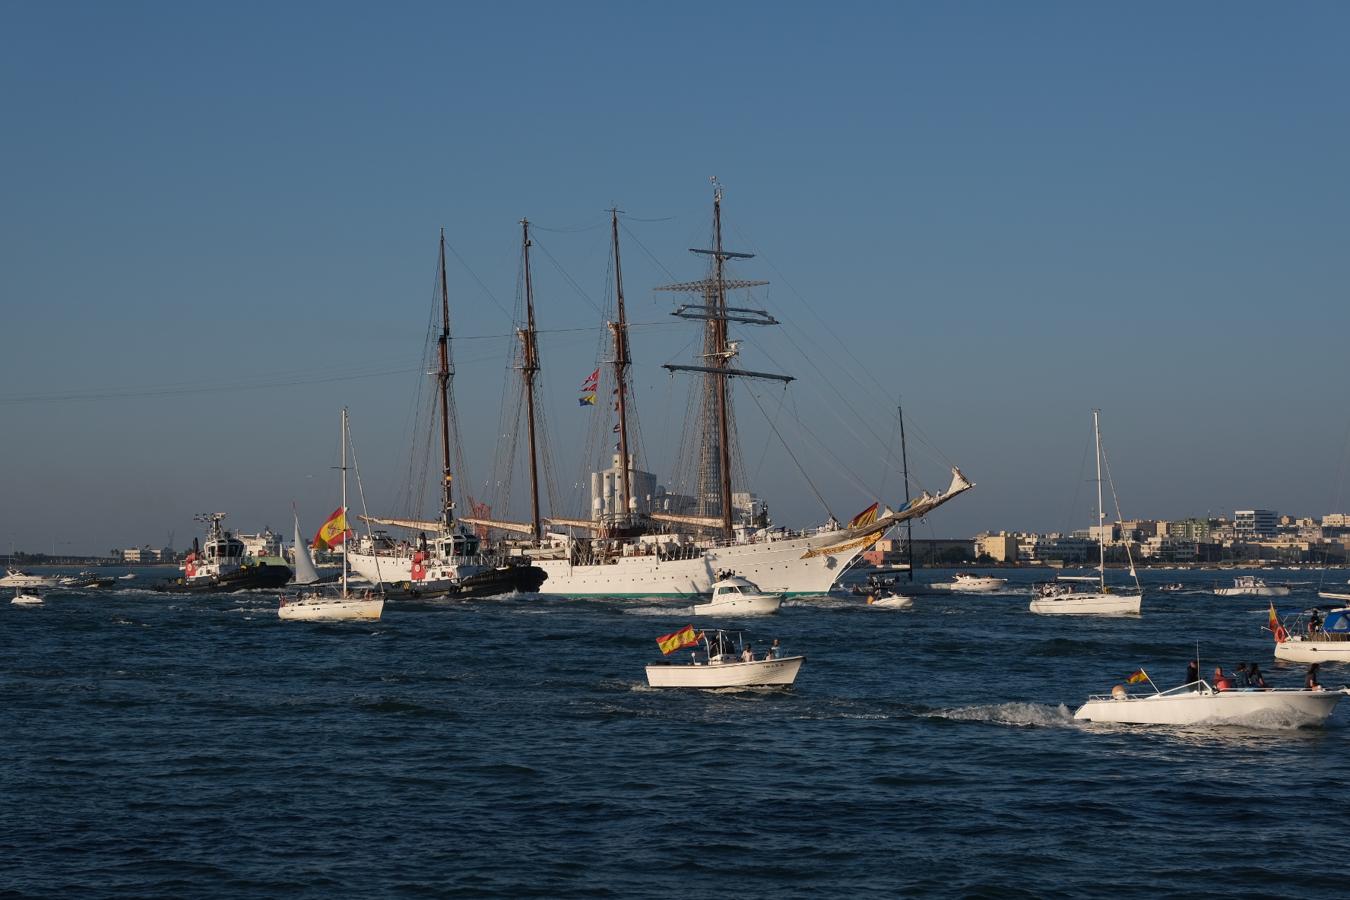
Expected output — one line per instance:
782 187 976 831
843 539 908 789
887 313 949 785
1271 605 1350 664
692 575 782 617
1074 681 1345 727
931 573 1007 593
0 568 59 588
1215 575 1290 597
279 409 385 623
1029 410 1143 617
1317 590 1350 602
119 573 137 580
866 592 914 609
645 628 802 688
11 590 43 606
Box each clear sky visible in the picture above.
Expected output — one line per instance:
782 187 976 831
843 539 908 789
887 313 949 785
3 2 1349 555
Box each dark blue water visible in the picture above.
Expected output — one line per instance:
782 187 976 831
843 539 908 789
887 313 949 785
5 567 1350 897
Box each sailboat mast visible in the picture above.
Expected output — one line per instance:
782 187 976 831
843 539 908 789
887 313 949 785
520 219 543 542
436 231 455 531
712 187 733 538
341 406 349 596
1094 408 1105 589
898 400 914 583
610 208 632 525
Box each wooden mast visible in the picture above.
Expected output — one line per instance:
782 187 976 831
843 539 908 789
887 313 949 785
898 400 914 583
609 208 633 526
436 230 455 531
711 186 733 538
520 219 543 542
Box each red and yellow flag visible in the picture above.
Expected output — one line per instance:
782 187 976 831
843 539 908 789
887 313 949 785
849 502 880 528
1269 602 1288 643
312 507 349 550
656 625 701 655
1126 669 1149 685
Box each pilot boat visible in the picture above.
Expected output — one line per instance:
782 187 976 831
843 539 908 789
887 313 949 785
692 574 782 617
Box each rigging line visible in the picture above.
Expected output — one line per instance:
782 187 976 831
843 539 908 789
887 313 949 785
878 402 901 502
529 216 610 233
783 387 888 501
619 221 680 283
744 384 834 521
1098 438 1141 584
443 240 514 324
0 366 423 404
750 383 789 482
1063 424 1092 537
531 236 604 315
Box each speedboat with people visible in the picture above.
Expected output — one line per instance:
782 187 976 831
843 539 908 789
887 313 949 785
645 626 803 688
692 574 782 617
930 573 1007 593
1074 665 1346 726
1268 603 1350 664
58 571 116 589
1214 575 1289 597
10 589 44 606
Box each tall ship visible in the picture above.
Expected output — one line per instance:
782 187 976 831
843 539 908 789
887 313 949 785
344 231 547 599
347 186 972 597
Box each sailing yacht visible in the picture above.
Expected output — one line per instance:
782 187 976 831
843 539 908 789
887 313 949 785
279 409 384 622
429 188 973 598
1029 410 1142 615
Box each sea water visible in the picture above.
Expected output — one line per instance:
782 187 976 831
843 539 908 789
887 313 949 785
3 568 1349 897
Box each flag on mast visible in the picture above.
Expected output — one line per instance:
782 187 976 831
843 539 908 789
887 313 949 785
312 507 349 550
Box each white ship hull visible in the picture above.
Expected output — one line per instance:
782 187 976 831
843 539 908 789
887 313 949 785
1029 592 1142 615
1075 688 1343 726
645 655 803 688
1215 585 1289 597
278 595 384 622
349 528 860 598
1274 638 1350 664
1 572 59 588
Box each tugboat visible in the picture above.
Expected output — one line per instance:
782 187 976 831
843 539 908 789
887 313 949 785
154 513 293 592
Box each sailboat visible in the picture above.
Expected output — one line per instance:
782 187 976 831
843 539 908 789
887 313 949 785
278 409 384 622
1029 410 1142 615
435 189 974 598
344 231 548 599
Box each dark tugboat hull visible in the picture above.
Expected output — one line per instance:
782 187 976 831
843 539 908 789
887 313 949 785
153 563 294 593
392 563 547 600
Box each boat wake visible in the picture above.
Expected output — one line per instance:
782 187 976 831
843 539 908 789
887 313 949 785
932 701 1076 728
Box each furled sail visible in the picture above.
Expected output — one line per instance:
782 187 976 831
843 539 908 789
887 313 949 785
800 468 974 559
358 515 444 532
457 516 538 537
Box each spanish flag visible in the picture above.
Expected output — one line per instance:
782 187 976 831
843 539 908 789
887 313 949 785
1126 669 1149 685
849 502 879 528
656 624 701 655
312 507 349 550
1269 602 1288 642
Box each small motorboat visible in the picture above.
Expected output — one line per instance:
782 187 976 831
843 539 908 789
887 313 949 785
645 628 802 688
1074 680 1345 727
11 590 43 606
1214 575 1290 597
1029 581 1141 616
866 591 914 609
119 573 137 580
692 574 782 617
1271 605 1350 664
930 573 1007 593
59 571 116 589
1157 583 1185 592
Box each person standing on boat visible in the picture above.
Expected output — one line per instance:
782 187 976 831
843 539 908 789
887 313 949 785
741 643 755 663
1185 658 1199 688
1310 609 1323 636
1248 662 1269 689
766 638 781 660
1306 663 1324 692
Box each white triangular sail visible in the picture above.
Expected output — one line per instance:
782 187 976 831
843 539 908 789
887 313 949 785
292 513 322 585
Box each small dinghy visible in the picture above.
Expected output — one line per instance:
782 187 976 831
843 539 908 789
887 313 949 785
645 626 802 688
692 574 782 617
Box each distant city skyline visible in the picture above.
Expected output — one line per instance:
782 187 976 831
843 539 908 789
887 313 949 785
4 4 1350 553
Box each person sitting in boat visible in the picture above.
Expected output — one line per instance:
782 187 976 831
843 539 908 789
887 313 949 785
766 638 781 660
741 644 754 663
1212 666 1233 692
1306 663 1323 692
1248 662 1268 689
1234 662 1250 688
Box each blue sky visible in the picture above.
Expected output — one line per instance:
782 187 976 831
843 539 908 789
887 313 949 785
3 2 1349 554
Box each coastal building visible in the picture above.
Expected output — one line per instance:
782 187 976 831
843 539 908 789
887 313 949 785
975 532 1019 563
1234 509 1278 539
1167 518 1212 542
122 545 159 563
